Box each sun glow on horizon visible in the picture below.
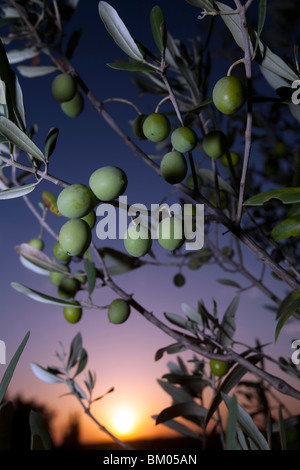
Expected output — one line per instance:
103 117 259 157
113 409 135 436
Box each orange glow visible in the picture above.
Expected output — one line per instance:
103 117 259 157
112 408 135 436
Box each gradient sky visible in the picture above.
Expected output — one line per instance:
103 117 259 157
0 0 300 447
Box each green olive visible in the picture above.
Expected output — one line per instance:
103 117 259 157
59 219 92 257
58 277 80 300
61 92 84 118
89 166 127 202
53 241 72 263
173 273 185 287
49 265 70 286
220 151 240 167
81 210 96 229
185 173 203 190
63 301 82 324
142 113 171 142
160 151 187 184
212 76 246 115
57 184 94 219
209 359 229 377
202 130 229 159
28 238 44 250
132 114 147 140
171 127 198 153
108 298 131 324
124 224 152 258
51 73 77 102
157 216 185 251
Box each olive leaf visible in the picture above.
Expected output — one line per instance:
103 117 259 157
29 411 52 450
0 182 39 200
0 116 45 162
0 331 30 403
17 65 57 78
98 2 144 62
30 363 65 384
11 282 82 308
150 6 167 54
244 187 300 206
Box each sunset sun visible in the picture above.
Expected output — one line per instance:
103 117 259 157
113 409 135 436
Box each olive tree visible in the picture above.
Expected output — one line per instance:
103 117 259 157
0 0 300 450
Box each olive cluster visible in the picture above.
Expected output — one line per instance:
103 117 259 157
51 73 84 118
131 75 245 191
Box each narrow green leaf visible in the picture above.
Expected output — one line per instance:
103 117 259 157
157 378 192 403
107 61 153 72
216 295 239 347
217 279 241 288
278 405 287 450
0 39 26 130
185 0 214 8
155 343 187 361
222 393 270 450
156 401 207 425
17 65 57 78
30 363 65 384
11 282 83 308
44 127 59 160
67 333 82 371
181 302 203 326
271 216 300 240
0 182 39 200
6 47 39 64
226 394 239 450
152 413 200 439
84 258 97 296
275 295 300 342
98 2 143 62
0 331 30 403
15 243 69 275
164 312 196 333
150 6 166 53
74 348 88 377
255 0 267 54
29 410 52 450
244 187 300 206
0 116 45 162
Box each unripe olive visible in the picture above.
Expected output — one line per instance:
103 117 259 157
171 127 198 153
202 130 229 159
210 190 228 209
209 359 229 377
58 277 80 299
212 76 246 115
220 151 240 167
51 73 77 102
59 219 92 257
89 166 127 202
173 273 185 287
124 223 152 258
185 173 203 190
28 238 44 250
108 298 131 324
157 216 185 251
81 210 96 229
160 151 187 184
132 114 147 140
142 113 171 142
57 184 94 219
49 265 70 286
63 301 82 324
61 92 84 118
53 241 72 263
